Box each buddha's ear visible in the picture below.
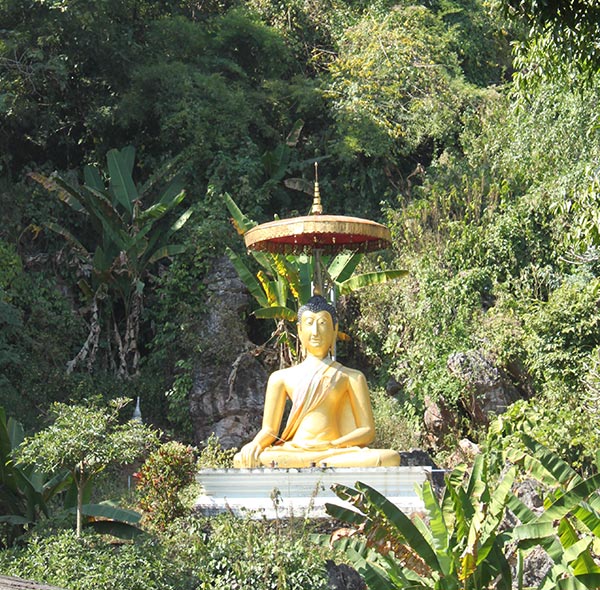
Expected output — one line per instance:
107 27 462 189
330 323 339 357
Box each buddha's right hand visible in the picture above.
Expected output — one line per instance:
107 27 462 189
238 440 263 468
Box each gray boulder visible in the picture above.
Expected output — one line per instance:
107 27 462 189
447 350 521 424
189 257 268 449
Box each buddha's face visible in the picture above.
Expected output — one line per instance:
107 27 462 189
298 309 337 359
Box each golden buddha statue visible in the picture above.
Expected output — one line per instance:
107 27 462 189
234 296 400 468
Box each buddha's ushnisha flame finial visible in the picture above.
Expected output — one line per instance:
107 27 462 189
311 162 323 215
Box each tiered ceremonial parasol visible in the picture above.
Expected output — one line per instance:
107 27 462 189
243 164 392 294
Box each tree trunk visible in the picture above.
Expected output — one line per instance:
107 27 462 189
113 292 143 378
66 294 100 374
113 318 128 378
125 292 142 376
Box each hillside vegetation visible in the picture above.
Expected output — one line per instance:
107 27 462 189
2 0 600 585
2 0 598 461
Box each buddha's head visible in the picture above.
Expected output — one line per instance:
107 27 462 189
297 296 338 359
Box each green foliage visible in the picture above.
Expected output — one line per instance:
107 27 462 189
520 275 600 386
494 0 600 81
0 408 70 547
17 398 158 536
142 215 230 437
0 530 196 590
503 436 600 589
197 433 236 469
0 514 334 590
325 4 466 161
352 60 600 456
354 258 482 426
330 439 600 589
487 382 600 476
0 251 88 427
435 0 514 87
163 514 332 590
31 146 192 377
370 387 422 451
328 454 516 589
136 441 197 530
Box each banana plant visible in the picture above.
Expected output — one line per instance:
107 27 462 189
326 454 515 589
328 436 600 590
0 407 71 546
223 192 407 361
30 147 192 377
507 435 600 590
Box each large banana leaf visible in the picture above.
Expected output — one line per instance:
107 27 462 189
59 179 123 229
137 188 186 222
107 147 138 215
357 482 443 573
79 501 144 540
44 222 90 259
440 464 467 532
421 480 450 559
339 538 406 590
327 252 363 283
138 152 183 198
168 204 193 231
521 434 583 489
223 192 256 234
324 499 368 528
573 500 600 537
538 474 600 524
337 270 408 295
29 172 83 212
80 501 141 524
138 205 192 267
66 182 130 252
83 165 105 193
148 244 187 264
226 247 269 308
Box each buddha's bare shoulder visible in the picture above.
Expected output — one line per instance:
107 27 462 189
336 364 367 382
267 364 302 384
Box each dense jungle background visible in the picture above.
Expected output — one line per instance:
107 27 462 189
2 0 600 588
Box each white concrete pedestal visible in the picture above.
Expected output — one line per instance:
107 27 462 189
194 466 430 518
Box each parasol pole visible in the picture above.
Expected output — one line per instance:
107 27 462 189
311 163 324 296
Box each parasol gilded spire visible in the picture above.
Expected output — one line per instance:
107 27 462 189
244 166 391 256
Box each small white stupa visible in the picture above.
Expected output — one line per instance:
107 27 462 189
132 397 142 422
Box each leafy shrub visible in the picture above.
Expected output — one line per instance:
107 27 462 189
17 398 158 537
354 258 482 418
486 385 600 476
520 274 600 387
162 514 332 590
197 432 236 469
0 515 335 590
137 441 197 530
0 530 197 590
370 387 422 451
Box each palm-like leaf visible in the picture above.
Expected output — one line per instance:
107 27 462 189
31 146 189 376
226 247 269 308
337 270 408 295
107 147 138 215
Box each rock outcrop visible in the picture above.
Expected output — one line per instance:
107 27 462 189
446 350 521 424
189 257 268 449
